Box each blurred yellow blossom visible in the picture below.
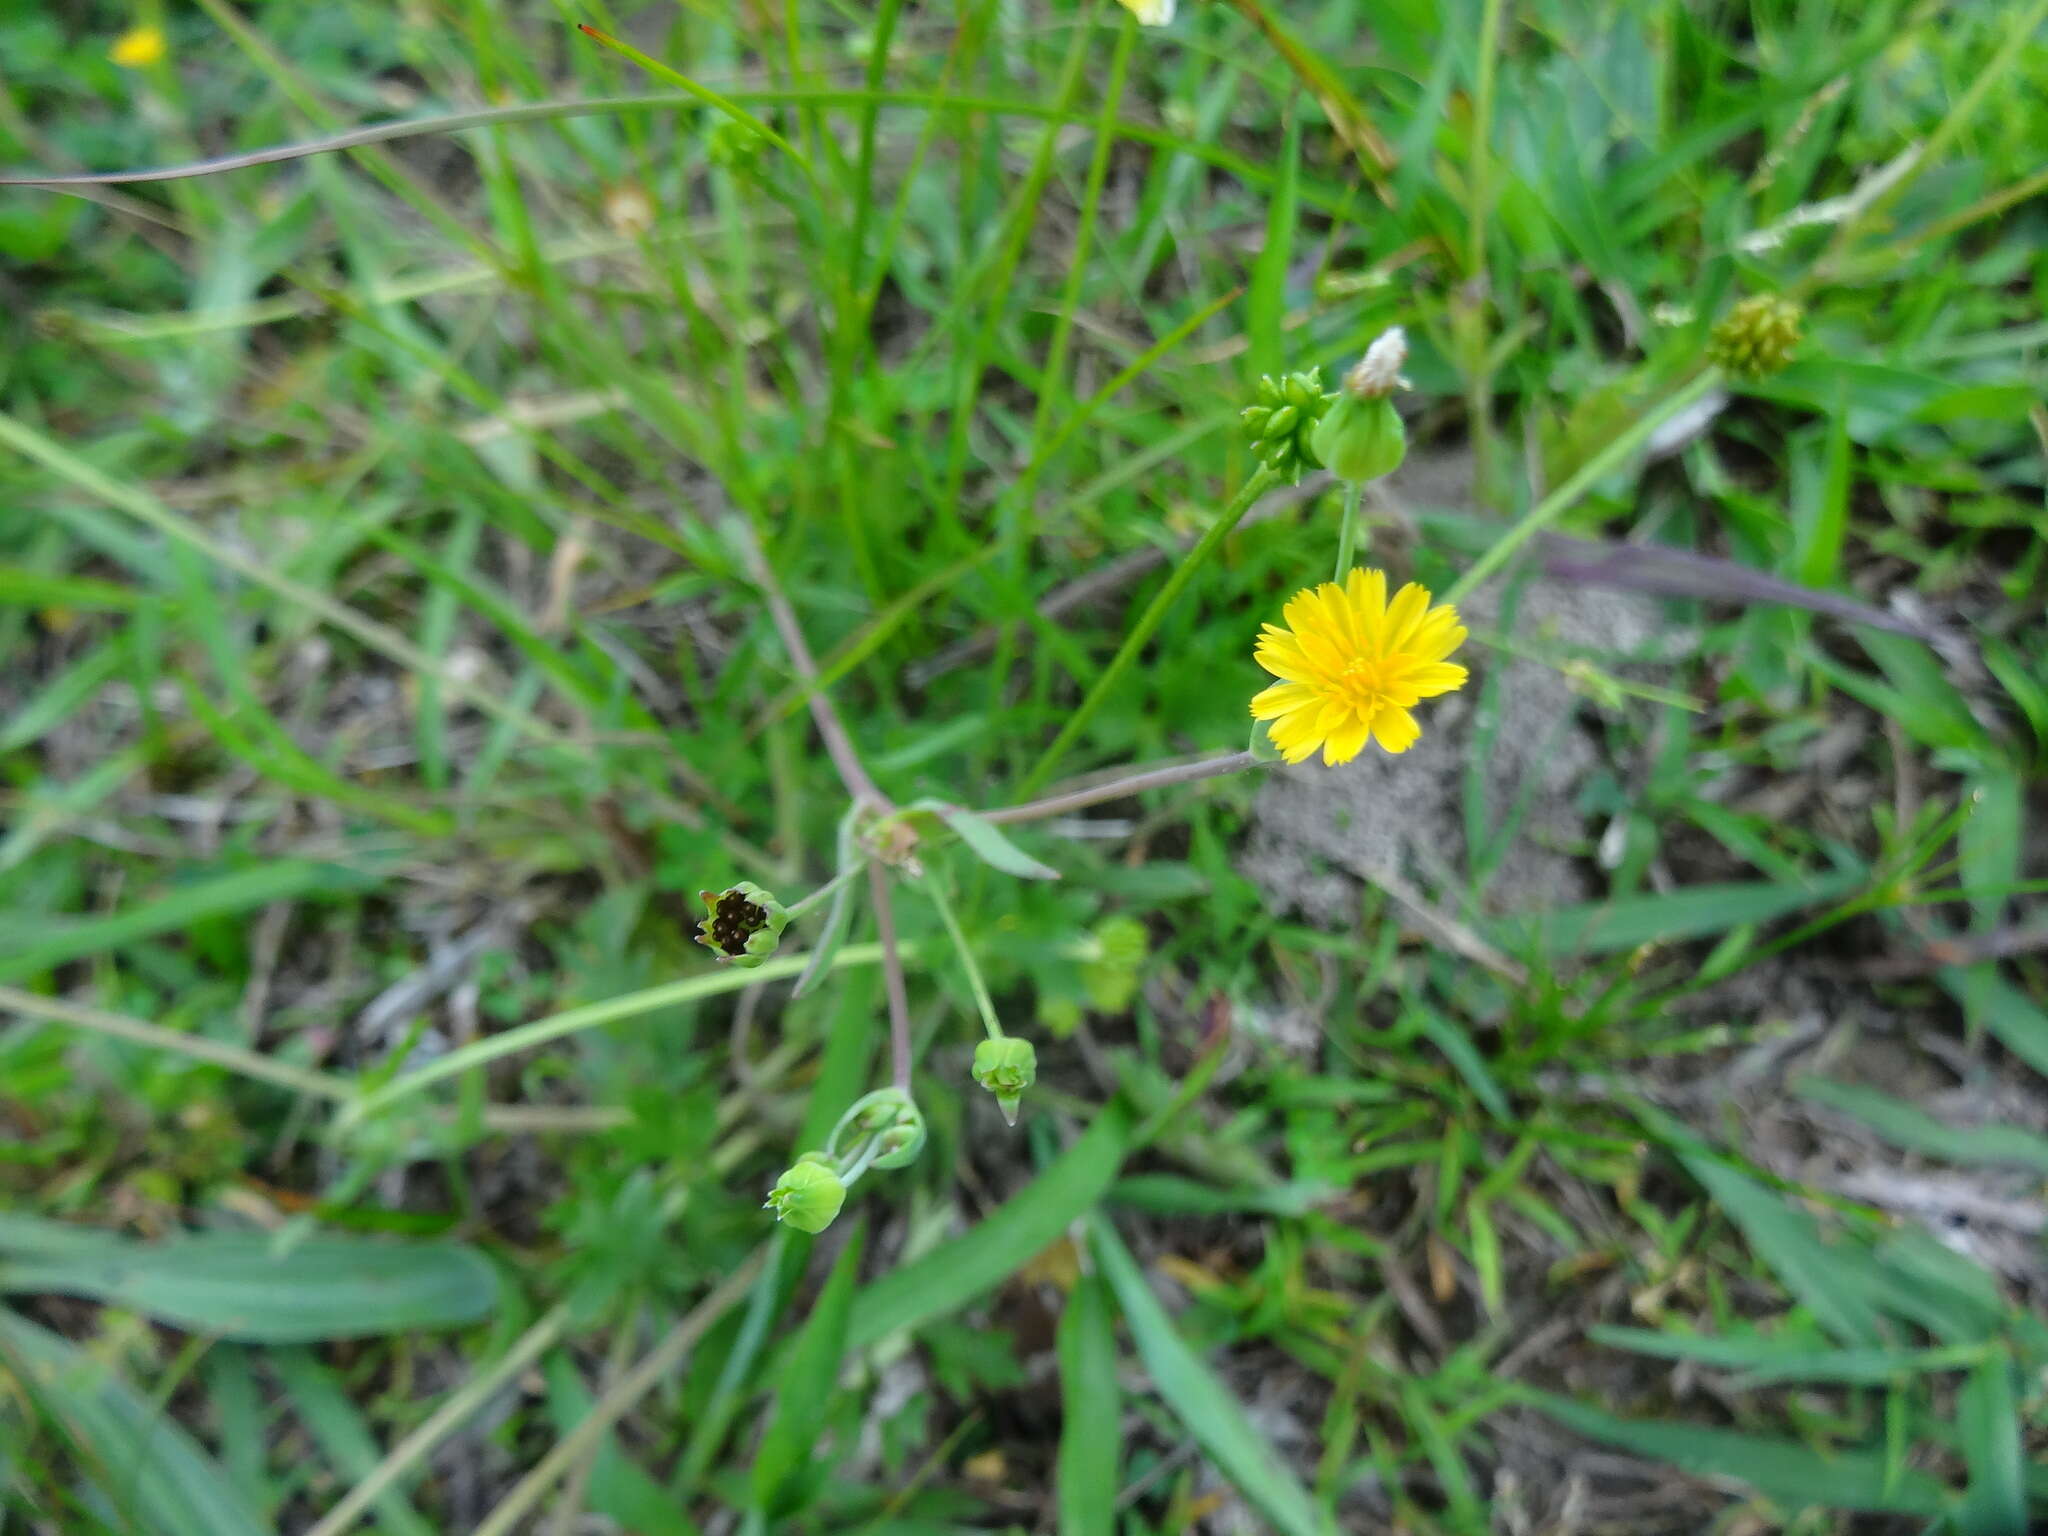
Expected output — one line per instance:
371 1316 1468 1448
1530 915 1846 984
110 25 167 68
1117 0 1175 24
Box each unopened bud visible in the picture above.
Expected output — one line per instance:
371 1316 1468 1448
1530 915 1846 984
971 1036 1038 1127
764 1158 846 1233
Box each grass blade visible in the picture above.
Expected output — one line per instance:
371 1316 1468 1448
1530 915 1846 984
1057 1275 1121 1536
1091 1214 1327 1536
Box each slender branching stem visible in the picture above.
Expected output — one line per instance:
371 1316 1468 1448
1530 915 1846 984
921 874 1005 1040
984 750 1260 825
734 520 891 811
869 862 915 1089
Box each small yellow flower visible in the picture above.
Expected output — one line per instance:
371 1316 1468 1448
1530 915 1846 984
1250 569 1468 765
110 24 167 68
1117 0 1175 23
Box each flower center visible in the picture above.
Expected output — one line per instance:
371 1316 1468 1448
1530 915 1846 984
1334 655 1390 710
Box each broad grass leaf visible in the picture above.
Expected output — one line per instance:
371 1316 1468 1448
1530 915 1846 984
0 1231 497 1342
1525 1391 1950 1515
846 1102 1130 1351
754 1225 863 1518
1956 1353 2025 1536
269 1348 434 1536
1795 1079 2048 1175
1091 1215 1328 1536
1056 1276 1120 1536
0 1310 268 1536
1492 873 1858 958
1671 1150 1888 1348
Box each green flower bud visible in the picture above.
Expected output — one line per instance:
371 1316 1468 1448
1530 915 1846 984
836 1087 928 1170
1311 392 1407 484
1313 328 1410 485
1242 369 1333 483
695 883 788 968
971 1036 1038 1127
764 1158 846 1233
1707 294 1803 377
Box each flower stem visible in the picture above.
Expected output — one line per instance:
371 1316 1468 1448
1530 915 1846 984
734 519 891 811
984 749 1260 825
786 862 863 921
1333 479 1362 581
920 874 1004 1040
868 862 915 1090
1016 464 1279 798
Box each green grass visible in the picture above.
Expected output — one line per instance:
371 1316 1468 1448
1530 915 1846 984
3 0 2047 1532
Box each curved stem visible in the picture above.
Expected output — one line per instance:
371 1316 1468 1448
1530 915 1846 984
1016 464 1279 798
1333 479 1362 580
869 863 915 1090
921 874 1004 1040
984 750 1259 826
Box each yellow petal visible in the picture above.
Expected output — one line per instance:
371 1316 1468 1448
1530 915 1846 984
1320 715 1373 765
1405 662 1468 698
1370 706 1421 754
1407 608 1467 663
1383 583 1431 652
1250 681 1318 719
1254 634 1313 682
1343 568 1388 632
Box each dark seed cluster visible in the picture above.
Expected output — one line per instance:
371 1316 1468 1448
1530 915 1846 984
706 892 767 955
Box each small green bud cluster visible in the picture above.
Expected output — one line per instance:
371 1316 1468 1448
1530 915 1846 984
763 1088 926 1235
1707 295 1802 377
1241 370 1335 483
695 883 788 968
971 1036 1037 1127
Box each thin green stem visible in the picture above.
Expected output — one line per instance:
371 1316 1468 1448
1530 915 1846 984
869 864 916 1090
1441 368 1722 606
786 862 864 921
1333 480 1363 580
344 942 900 1124
920 875 1003 1041
1017 465 1280 798
302 1304 572 1536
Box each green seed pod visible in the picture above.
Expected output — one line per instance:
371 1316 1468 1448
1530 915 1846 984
695 882 789 968
1242 369 1335 483
1311 392 1407 485
764 1158 846 1234
971 1036 1038 1127
1707 294 1803 377
835 1087 928 1170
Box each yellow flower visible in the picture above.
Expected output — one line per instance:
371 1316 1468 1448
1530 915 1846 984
1250 568 1468 765
1117 0 1175 23
110 24 167 68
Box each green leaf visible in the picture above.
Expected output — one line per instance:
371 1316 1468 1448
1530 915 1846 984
0 1231 498 1342
0 1311 268 1536
544 1355 702 1536
1247 113 1301 380
1091 1214 1328 1536
1956 1353 2025 1536
847 1103 1130 1350
754 1225 864 1518
1490 873 1859 958
1523 1391 1950 1515
1795 1079 2048 1175
1057 1276 1121 1536
795 806 864 998
1669 1149 1888 1348
914 800 1061 881
0 861 381 986
270 1348 435 1536
1414 1008 1510 1120
1590 1326 1987 1386
1940 969 2048 1080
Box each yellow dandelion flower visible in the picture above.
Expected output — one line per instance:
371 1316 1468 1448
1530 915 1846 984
110 24 167 68
1250 568 1469 765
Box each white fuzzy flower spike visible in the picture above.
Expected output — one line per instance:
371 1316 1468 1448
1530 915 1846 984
1344 326 1410 399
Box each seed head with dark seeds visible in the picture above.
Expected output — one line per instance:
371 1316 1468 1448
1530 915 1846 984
694 882 789 968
